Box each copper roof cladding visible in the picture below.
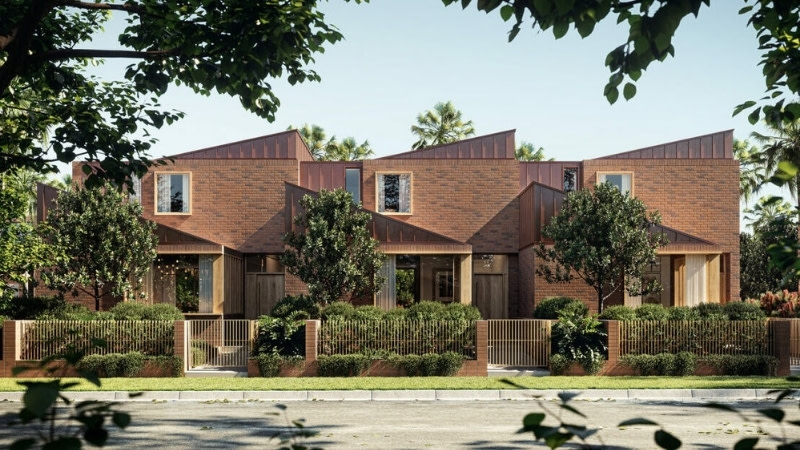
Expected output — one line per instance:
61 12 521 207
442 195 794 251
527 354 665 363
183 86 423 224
519 161 582 192
299 161 363 191
155 223 231 254
165 130 314 161
379 129 516 160
284 183 472 254
597 130 734 160
36 182 61 224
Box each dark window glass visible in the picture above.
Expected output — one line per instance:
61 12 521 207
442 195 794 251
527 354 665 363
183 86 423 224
384 174 399 212
563 168 577 192
345 168 361 205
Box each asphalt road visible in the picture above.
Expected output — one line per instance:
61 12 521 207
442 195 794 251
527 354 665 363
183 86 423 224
1 397 798 449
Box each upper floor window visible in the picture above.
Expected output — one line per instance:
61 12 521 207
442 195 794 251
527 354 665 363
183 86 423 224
128 174 141 203
345 168 361 205
563 167 578 193
377 172 411 213
597 172 633 196
156 173 191 214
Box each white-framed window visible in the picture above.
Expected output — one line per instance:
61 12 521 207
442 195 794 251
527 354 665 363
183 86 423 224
376 172 412 214
129 174 141 204
155 172 191 214
597 172 633 195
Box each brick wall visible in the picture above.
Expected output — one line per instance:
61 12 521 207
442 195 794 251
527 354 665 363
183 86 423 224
361 159 520 252
138 159 300 254
582 159 740 301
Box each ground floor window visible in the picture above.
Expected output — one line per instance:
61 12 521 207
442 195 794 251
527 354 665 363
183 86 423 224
376 254 459 309
152 254 214 313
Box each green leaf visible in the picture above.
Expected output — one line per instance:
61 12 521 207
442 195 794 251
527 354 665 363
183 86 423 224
733 438 759 450
553 21 569 39
757 408 785 422
654 429 681 450
605 86 619 104
733 100 757 116
623 82 637 100
532 0 552 15
500 5 513 21
555 0 575 15
747 107 762 125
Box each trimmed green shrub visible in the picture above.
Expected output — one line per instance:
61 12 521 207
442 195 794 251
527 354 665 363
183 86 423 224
320 302 355 321
549 354 570 376
384 308 407 321
191 340 208 367
533 297 587 320
109 302 184 320
78 352 146 377
706 354 778 376
695 303 728 321
352 306 385 321
621 352 696 376
441 303 482 321
36 303 97 321
254 316 305 357
253 354 303 377
551 310 607 375
405 301 447 320
2 295 65 319
597 305 636 321
666 306 700 321
722 301 765 321
389 352 464 376
634 304 668 321
271 294 320 320
316 354 370 376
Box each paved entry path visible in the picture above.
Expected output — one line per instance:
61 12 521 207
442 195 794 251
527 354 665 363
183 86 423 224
1 396 798 448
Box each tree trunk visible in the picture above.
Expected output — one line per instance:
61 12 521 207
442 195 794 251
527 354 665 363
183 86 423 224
94 283 100 311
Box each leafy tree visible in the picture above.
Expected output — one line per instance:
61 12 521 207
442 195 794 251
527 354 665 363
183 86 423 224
452 0 800 128
1 1 354 187
290 124 338 160
515 141 551 161
290 124 373 161
744 196 795 232
535 182 668 313
282 189 385 306
751 121 800 220
42 183 158 310
326 136 374 161
733 138 764 206
0 172 58 301
410 101 475 150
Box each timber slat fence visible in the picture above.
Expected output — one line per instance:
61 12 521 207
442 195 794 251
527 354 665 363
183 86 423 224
618 320 773 357
318 320 477 358
17 320 175 361
791 319 800 366
487 319 551 368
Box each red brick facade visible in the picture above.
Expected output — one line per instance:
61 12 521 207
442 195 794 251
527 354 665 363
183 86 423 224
54 129 739 319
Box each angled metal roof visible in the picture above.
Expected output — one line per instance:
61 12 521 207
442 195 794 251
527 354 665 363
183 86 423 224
597 130 733 160
165 130 314 161
155 223 227 254
379 130 516 160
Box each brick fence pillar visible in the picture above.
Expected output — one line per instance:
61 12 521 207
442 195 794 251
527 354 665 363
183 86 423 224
604 320 620 364
2 320 18 377
173 320 186 374
771 319 791 377
305 320 319 363
475 320 488 377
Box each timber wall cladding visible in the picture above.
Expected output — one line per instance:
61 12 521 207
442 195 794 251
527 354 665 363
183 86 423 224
361 158 520 253
139 159 300 254
582 158 740 301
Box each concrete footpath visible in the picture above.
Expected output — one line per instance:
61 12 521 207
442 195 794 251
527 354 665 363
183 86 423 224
0 388 796 402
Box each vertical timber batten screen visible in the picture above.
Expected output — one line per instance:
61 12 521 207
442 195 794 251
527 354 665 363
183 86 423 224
318 320 477 358
486 319 551 368
17 320 175 361
618 320 773 357
791 319 800 366
187 319 255 369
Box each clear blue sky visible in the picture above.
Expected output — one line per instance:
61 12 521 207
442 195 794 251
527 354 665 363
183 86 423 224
89 0 767 160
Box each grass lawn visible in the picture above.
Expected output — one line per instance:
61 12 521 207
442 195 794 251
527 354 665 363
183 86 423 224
0 376 798 392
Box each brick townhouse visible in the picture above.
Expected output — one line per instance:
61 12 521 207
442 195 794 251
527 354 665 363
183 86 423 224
52 128 739 318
